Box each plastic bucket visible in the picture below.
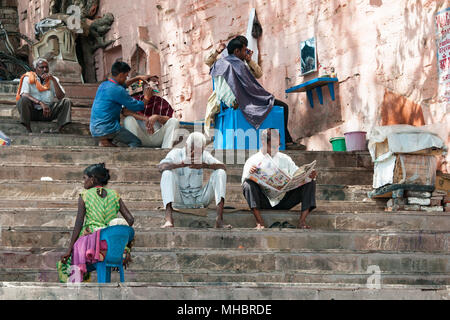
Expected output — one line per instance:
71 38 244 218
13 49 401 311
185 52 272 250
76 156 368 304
344 131 367 151
329 137 346 151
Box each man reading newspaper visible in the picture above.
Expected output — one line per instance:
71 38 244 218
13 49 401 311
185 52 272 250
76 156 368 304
242 128 317 230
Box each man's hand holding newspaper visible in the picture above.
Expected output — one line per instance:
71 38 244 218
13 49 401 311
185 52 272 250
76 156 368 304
248 154 317 199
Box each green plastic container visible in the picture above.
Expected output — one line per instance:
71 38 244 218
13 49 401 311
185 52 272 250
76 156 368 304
329 137 347 151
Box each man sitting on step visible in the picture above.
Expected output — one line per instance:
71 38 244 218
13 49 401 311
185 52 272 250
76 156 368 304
15 58 72 134
242 128 317 230
158 132 231 229
122 76 180 149
90 61 154 147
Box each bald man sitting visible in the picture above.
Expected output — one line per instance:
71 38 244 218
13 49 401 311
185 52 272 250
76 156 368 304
158 132 230 229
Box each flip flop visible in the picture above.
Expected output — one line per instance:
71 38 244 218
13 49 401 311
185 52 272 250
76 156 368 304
298 224 311 229
269 221 282 228
281 221 296 229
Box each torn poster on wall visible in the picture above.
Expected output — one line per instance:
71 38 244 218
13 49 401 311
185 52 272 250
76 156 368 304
436 7 450 105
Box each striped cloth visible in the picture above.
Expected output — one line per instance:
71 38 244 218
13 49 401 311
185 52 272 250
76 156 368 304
80 187 121 236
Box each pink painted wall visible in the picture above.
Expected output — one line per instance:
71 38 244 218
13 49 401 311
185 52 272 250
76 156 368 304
17 0 449 167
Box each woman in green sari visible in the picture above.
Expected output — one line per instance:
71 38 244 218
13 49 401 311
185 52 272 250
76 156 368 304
57 163 135 282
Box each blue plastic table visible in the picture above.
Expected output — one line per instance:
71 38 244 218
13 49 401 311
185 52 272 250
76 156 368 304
285 77 338 108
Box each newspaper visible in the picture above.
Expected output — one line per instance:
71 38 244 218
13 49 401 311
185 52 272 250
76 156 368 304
248 154 316 199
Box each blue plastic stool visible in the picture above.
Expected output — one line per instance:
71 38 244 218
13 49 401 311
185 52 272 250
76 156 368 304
211 78 286 150
94 225 135 283
213 102 286 150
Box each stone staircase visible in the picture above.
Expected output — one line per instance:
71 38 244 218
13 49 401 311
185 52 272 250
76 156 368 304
0 82 449 300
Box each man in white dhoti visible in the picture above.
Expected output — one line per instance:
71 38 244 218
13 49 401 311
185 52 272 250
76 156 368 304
158 132 230 229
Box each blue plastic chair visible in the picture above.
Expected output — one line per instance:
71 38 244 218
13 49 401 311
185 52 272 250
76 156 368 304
212 80 286 150
94 225 135 283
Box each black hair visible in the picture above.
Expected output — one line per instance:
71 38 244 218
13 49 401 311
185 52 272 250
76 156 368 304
111 61 131 77
84 163 111 186
235 35 248 46
227 37 245 55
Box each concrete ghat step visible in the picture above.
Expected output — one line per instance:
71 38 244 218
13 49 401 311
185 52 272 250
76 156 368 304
1 247 449 275
0 282 448 300
7 134 97 147
2 268 450 286
0 146 373 168
0 120 90 136
0 199 385 211
0 181 375 202
2 228 448 253
1 209 448 232
0 164 373 185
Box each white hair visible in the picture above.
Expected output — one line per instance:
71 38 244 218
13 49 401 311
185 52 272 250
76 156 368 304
33 57 49 69
186 132 206 149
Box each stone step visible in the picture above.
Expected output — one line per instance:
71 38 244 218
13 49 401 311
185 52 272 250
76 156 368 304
6 133 97 147
0 181 374 202
0 120 90 136
2 268 450 286
0 82 99 99
1 247 448 282
1 208 447 232
0 95 93 108
2 227 448 253
0 146 373 168
0 104 91 123
0 199 385 212
0 282 448 300
0 163 373 185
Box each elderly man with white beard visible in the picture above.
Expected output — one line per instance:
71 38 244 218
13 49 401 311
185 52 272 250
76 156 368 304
158 132 231 229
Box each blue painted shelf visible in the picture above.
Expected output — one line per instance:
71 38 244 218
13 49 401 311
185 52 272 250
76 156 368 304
285 77 338 108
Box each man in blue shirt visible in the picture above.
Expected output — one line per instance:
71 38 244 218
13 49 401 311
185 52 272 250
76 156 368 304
90 61 153 147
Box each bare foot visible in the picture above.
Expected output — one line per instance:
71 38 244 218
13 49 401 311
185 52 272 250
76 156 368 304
297 222 311 229
255 224 265 231
215 217 232 229
161 221 174 229
21 123 32 133
98 140 118 147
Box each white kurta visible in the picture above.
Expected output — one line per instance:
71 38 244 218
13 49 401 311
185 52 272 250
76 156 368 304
160 148 227 208
242 151 299 207
20 76 65 108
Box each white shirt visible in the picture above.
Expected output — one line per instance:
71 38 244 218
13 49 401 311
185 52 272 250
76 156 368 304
160 148 223 197
20 75 65 108
242 151 299 206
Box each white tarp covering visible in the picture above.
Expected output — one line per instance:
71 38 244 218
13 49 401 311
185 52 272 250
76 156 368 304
372 154 397 188
368 124 447 162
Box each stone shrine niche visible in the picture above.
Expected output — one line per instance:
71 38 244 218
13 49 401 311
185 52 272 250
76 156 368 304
32 26 83 83
101 45 123 80
130 45 147 77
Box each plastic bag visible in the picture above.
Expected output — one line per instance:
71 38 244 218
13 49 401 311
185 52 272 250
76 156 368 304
0 131 11 146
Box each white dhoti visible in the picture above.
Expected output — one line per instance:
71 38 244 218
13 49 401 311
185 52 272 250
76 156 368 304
161 169 227 209
123 116 179 149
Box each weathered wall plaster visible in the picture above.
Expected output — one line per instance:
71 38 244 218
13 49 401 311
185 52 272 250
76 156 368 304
15 0 449 168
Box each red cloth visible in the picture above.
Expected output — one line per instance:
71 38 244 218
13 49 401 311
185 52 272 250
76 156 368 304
133 95 174 118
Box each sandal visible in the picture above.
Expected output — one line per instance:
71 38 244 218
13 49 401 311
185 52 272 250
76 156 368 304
281 221 296 229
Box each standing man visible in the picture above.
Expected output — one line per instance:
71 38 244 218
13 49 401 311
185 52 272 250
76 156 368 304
242 128 317 230
122 76 180 149
16 58 72 133
158 132 230 229
90 61 153 147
